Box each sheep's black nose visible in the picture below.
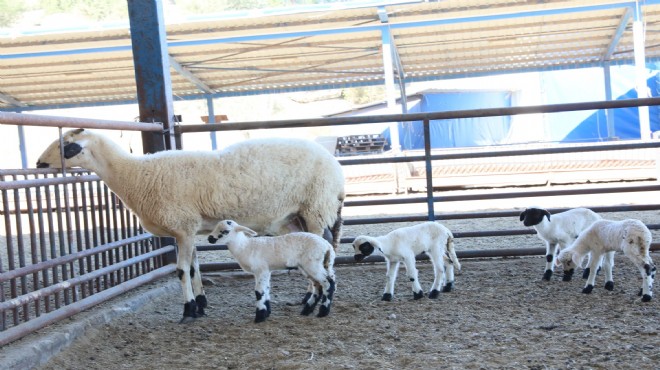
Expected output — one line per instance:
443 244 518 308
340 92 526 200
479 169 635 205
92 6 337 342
36 161 49 168
208 235 218 244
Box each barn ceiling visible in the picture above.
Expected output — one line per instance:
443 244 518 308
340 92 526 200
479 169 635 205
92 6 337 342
2 0 660 111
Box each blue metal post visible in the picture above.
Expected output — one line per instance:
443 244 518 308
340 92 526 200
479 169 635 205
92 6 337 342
206 96 218 150
127 0 175 153
17 124 27 169
423 119 435 220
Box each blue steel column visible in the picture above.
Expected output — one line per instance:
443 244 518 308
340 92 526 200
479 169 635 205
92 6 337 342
423 119 435 220
127 0 177 262
127 0 176 153
206 96 218 150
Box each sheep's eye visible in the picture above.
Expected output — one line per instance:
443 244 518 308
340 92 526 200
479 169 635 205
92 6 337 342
227 221 233 225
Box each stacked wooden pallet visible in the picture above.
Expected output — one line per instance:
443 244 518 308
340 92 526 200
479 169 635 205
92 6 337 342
335 134 387 156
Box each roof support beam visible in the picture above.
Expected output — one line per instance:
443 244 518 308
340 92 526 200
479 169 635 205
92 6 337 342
633 4 651 139
127 0 175 152
381 26 400 155
169 56 215 94
602 6 633 62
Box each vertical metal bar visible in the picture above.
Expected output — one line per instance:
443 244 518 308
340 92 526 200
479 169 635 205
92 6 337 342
423 119 435 220
207 96 218 150
71 182 85 299
1 173 10 329
52 182 70 304
17 125 28 169
2 182 19 325
80 179 93 298
44 175 60 309
23 174 41 318
11 175 29 322
110 194 121 284
35 182 50 312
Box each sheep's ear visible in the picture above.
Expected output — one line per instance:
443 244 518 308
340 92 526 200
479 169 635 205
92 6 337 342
72 128 85 135
543 210 551 221
236 225 258 237
519 211 526 222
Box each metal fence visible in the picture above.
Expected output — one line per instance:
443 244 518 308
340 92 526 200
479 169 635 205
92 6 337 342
2 98 660 345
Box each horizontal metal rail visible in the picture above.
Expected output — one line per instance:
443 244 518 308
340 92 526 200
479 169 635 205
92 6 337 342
0 174 101 191
0 245 174 311
177 96 660 132
0 111 163 132
0 234 153 283
0 264 176 347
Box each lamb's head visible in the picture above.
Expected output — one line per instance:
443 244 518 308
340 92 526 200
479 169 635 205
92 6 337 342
207 220 258 244
519 207 551 227
352 235 378 262
36 128 92 169
556 248 580 274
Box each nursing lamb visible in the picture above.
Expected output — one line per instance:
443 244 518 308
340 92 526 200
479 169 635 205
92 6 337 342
36 128 345 321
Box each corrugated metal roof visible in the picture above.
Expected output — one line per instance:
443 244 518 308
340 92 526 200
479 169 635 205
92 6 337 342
2 0 660 110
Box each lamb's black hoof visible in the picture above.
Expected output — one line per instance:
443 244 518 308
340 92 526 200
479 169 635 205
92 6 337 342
254 308 268 323
428 289 440 299
604 281 614 291
582 268 591 279
301 292 313 305
642 294 652 302
582 285 594 294
413 290 424 300
562 269 574 282
442 282 454 292
195 295 207 316
317 305 331 317
182 299 197 317
382 293 392 301
301 303 315 316
543 270 553 281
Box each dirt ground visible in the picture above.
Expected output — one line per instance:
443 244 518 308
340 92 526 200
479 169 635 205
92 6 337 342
2 202 659 370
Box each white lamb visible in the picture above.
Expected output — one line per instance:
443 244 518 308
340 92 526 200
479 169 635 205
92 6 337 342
352 221 461 301
519 207 601 281
36 129 345 321
207 220 336 322
556 219 656 302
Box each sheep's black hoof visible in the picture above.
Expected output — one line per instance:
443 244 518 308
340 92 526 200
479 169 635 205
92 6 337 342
442 282 454 292
582 285 594 294
317 304 331 317
642 294 652 302
195 295 207 316
254 308 268 323
301 303 315 316
413 290 424 300
301 292 313 305
562 271 574 282
604 281 614 291
428 289 440 299
179 300 198 323
543 270 553 281
382 293 393 301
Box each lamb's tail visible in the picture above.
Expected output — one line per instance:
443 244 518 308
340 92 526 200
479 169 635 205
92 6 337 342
446 234 461 272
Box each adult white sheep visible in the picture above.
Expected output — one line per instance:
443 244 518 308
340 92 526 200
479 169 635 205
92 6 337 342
352 221 461 301
519 207 601 281
36 128 345 321
556 219 656 302
207 220 336 322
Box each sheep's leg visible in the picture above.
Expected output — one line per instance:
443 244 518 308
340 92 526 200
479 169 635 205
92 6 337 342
637 261 656 302
403 256 424 300
382 261 400 301
254 272 271 323
582 253 603 294
175 235 198 323
428 249 447 299
191 248 207 316
543 242 558 281
602 251 615 291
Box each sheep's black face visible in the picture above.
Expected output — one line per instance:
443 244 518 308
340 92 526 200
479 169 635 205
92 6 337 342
208 229 230 244
520 208 550 227
354 241 375 262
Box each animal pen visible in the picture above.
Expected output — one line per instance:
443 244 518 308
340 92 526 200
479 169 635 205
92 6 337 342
2 98 660 346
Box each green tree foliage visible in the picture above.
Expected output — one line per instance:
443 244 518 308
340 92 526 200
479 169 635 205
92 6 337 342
0 0 27 28
39 0 128 22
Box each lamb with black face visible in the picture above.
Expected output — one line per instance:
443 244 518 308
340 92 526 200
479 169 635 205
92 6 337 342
354 241 375 262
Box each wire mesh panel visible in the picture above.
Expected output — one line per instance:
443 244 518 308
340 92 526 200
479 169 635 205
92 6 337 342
0 169 170 340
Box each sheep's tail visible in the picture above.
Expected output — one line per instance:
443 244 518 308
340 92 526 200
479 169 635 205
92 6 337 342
446 234 461 272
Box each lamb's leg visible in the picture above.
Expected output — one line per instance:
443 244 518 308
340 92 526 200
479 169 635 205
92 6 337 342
442 255 456 293
191 248 207 316
301 281 321 315
382 260 400 301
582 253 603 294
403 256 424 300
543 242 558 281
582 253 602 279
602 251 615 291
254 272 271 323
303 265 336 317
428 249 446 299
637 261 656 302
174 235 198 323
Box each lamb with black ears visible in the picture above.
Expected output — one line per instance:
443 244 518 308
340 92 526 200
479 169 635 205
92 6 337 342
352 221 460 301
